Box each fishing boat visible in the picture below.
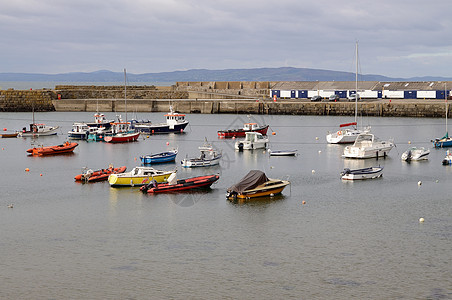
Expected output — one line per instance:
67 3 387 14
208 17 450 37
74 165 127 182
442 150 452 165
326 42 370 144
226 170 290 200
218 122 269 138
140 173 219 193
268 149 297 156
108 166 175 187
340 166 383 180
19 123 59 137
68 123 93 140
343 133 394 159
103 122 140 143
140 149 178 164
131 106 189 134
235 132 269 151
432 84 451 148
87 127 110 142
26 141 78 156
181 143 222 167
401 147 430 161
86 113 114 129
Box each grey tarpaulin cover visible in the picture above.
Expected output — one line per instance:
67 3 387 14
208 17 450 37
228 170 269 193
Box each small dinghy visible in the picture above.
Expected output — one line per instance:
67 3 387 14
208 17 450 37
26 141 78 156
140 149 178 164
140 173 219 193
340 166 383 180
269 149 297 156
181 141 222 168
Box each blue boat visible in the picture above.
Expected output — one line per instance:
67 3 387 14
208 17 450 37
433 132 452 148
140 149 178 164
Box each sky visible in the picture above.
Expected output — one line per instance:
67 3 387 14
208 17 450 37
1 0 452 78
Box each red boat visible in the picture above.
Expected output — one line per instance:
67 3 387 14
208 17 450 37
74 165 127 182
218 123 269 138
27 141 78 156
140 174 219 193
104 132 140 143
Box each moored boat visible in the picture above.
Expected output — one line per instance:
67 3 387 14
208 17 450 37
26 141 78 156
131 106 189 134
401 147 430 161
108 166 175 187
140 149 178 164
218 122 269 138
340 166 383 180
343 133 394 159
234 132 269 151
75 165 127 182
442 150 452 165
103 122 140 143
268 149 297 156
19 123 59 137
226 170 290 200
181 143 222 168
0 132 18 138
140 173 219 193
68 123 93 140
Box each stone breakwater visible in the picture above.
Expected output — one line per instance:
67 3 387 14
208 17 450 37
0 90 56 112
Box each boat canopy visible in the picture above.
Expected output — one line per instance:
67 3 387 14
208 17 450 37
228 170 269 193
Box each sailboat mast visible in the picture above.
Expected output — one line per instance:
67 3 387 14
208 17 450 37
124 68 127 123
355 41 358 124
446 83 448 135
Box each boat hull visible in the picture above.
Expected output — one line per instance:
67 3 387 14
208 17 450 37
227 180 290 200
104 132 140 143
108 170 174 187
269 150 297 156
134 121 188 134
181 156 221 168
218 125 269 138
20 126 59 137
141 174 219 193
140 151 178 164
75 166 127 182
433 138 452 148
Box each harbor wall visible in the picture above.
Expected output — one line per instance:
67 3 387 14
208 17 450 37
51 99 449 118
0 90 56 112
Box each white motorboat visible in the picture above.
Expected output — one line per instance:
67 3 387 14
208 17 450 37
68 123 93 140
235 132 269 151
401 147 430 161
340 166 384 180
181 142 222 168
343 133 394 159
19 123 59 137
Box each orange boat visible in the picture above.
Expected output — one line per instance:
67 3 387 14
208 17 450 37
74 165 127 182
27 141 78 156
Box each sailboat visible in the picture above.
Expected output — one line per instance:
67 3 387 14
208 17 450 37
326 42 369 144
18 102 59 137
432 84 452 148
103 69 140 143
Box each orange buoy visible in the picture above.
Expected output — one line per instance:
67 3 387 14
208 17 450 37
166 142 169 145
25 168 30 172
40 173 43 176
3 128 6 131
302 201 306 205
272 132 276 135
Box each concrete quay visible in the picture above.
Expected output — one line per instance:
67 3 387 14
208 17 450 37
51 98 449 118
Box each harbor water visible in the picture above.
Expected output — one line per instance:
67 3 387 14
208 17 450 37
0 112 451 299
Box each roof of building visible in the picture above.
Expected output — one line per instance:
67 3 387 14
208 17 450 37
271 81 379 90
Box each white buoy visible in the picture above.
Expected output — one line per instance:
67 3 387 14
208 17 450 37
436 180 439 183
7 204 13 208
318 150 322 154
419 217 425 223
270 193 274 197
312 170 315 174
408 141 411 144
315 137 319 140
270 166 274 169
418 181 422 186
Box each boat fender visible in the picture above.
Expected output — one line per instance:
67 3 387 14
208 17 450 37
337 131 342 135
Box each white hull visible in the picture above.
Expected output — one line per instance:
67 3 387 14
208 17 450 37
235 141 268 150
341 167 383 180
343 133 394 159
327 128 367 144
19 126 59 137
181 156 221 168
401 147 430 161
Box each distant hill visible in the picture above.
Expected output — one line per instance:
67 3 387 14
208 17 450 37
0 67 450 83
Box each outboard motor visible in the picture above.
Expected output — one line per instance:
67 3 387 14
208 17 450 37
406 150 412 161
238 142 244 152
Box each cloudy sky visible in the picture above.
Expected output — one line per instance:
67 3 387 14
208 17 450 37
1 0 451 78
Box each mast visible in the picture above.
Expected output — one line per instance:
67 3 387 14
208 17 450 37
355 41 358 123
124 68 127 123
446 83 448 136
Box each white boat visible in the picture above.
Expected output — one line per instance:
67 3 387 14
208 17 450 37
401 147 430 161
343 133 394 159
108 166 175 187
68 123 93 140
326 42 370 144
181 143 222 168
19 123 59 137
131 106 189 134
442 150 452 165
340 166 383 180
235 132 269 151
268 149 297 156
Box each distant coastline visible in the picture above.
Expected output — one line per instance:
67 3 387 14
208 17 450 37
0 81 175 90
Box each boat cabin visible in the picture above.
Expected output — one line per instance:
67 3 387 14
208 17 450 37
243 123 259 130
24 123 47 133
71 123 90 133
245 132 266 142
110 122 132 134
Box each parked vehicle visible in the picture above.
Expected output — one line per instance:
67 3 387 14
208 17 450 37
329 94 340 101
310 95 322 102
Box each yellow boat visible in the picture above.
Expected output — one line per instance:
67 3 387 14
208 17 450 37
226 170 290 200
108 166 175 187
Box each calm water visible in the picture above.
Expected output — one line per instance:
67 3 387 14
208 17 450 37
0 112 451 299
